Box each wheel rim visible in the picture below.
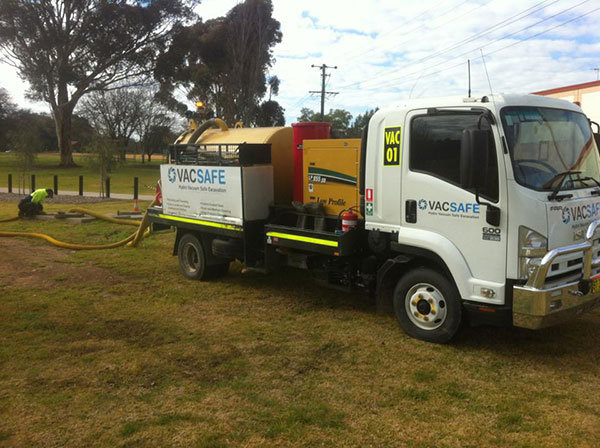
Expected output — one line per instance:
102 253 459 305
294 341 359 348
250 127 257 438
181 242 200 274
405 282 447 331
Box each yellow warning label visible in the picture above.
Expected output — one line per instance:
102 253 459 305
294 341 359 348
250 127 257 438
383 126 401 166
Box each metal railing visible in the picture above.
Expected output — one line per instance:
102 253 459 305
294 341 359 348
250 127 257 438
168 143 271 166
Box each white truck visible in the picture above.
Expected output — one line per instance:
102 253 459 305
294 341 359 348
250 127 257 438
148 94 600 343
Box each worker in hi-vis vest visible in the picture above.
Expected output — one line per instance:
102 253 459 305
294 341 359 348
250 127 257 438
18 188 53 217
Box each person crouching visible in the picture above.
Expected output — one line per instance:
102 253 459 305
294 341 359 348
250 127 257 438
18 188 54 218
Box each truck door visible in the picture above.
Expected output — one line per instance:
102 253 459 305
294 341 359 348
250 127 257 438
401 109 508 295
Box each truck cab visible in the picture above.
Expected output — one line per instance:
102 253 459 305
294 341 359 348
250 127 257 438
366 94 600 340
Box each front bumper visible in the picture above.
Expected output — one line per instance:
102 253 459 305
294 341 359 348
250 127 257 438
513 219 600 329
513 282 600 329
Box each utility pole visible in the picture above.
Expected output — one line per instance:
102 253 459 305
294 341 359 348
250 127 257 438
309 64 338 121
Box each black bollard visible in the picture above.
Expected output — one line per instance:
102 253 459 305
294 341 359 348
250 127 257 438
31 174 36 192
53 175 58 195
105 177 110 198
79 175 83 196
8 174 12 193
133 177 139 200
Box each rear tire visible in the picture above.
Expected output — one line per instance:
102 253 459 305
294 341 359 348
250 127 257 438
393 267 462 343
178 234 208 280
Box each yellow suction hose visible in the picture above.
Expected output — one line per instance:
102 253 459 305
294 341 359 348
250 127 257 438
0 199 157 250
0 230 136 250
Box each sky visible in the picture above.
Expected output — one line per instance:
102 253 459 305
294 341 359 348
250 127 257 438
2 0 600 125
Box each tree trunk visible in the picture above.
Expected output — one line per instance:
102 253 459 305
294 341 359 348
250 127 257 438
54 105 76 167
147 153 152 162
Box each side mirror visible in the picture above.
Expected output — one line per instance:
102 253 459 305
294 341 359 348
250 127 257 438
460 128 490 189
461 128 501 227
590 121 600 152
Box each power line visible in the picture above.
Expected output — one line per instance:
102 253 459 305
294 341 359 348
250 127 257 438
347 0 592 93
342 0 481 65
309 64 338 121
368 5 600 97
337 0 448 63
338 0 561 91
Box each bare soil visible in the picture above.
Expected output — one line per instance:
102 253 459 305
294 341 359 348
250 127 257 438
0 238 125 291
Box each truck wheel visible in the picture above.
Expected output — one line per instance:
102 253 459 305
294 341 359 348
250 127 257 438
393 268 462 343
178 234 208 280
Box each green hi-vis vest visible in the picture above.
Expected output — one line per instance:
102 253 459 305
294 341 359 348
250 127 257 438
30 189 49 204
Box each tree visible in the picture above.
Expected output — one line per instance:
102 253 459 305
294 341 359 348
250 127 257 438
267 76 280 100
326 109 353 138
296 108 353 138
156 0 282 125
9 126 39 193
297 107 315 123
255 100 285 126
87 136 119 197
0 0 193 167
296 107 379 138
78 87 145 161
0 87 17 151
79 85 176 162
136 89 177 162
347 108 378 138
141 125 172 162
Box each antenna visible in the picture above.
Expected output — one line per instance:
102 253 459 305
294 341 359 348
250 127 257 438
593 68 600 81
468 59 471 97
480 49 498 110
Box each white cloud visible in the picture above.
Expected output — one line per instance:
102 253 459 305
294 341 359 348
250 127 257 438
2 0 600 124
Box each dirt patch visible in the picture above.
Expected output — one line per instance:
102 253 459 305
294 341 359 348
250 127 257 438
0 238 125 291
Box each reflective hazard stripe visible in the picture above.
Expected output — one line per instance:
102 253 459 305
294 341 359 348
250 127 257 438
158 214 242 231
266 231 338 247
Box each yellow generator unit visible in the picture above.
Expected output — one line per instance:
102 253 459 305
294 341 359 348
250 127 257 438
303 139 362 216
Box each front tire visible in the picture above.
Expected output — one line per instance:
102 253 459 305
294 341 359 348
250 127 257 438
393 268 462 343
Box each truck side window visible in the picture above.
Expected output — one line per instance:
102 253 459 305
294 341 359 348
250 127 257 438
410 113 499 202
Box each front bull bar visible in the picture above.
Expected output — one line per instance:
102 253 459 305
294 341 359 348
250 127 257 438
513 219 600 329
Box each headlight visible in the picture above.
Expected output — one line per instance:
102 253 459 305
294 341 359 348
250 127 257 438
519 226 547 279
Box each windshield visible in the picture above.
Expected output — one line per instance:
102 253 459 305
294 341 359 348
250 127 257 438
501 106 600 192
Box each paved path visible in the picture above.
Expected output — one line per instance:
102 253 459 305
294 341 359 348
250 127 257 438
0 187 154 201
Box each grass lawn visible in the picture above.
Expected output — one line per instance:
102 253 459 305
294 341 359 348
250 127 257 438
0 152 162 196
0 200 599 447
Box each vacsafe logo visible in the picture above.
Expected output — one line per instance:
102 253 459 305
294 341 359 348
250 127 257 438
168 167 176 183
418 199 480 214
561 207 571 224
561 202 600 225
167 167 226 185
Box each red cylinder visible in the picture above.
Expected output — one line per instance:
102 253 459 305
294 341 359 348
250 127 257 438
341 210 358 233
292 122 331 202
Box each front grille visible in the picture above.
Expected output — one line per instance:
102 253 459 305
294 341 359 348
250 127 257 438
544 239 600 288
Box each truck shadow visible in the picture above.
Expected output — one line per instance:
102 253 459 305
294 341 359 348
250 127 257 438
224 268 600 360
455 312 600 368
